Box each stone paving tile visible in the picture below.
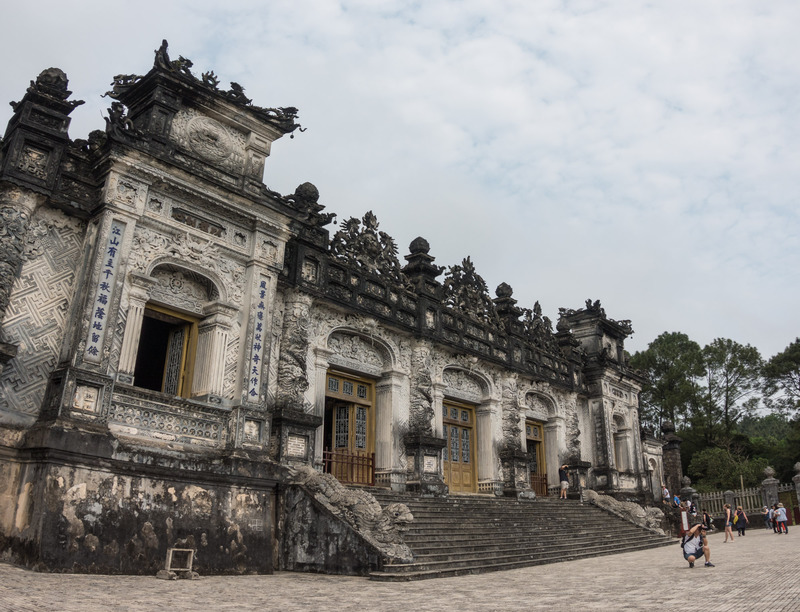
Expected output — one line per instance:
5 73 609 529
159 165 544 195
0 527 797 611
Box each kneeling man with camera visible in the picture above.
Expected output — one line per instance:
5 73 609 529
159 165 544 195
682 523 714 568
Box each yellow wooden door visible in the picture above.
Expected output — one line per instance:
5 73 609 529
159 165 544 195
443 403 476 493
325 373 374 484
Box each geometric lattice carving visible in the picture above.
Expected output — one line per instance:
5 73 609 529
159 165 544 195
0 209 84 418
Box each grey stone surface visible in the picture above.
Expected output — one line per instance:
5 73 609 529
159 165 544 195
0 528 797 611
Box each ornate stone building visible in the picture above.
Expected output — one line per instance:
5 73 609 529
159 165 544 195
0 42 659 574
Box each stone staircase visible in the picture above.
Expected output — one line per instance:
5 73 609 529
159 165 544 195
366 490 674 581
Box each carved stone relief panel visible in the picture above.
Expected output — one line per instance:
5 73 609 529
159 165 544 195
72 385 100 414
308 306 403 374
129 226 245 306
500 376 521 448
442 368 483 404
328 332 385 377
170 109 246 175
524 392 552 421
149 267 217 315
105 174 148 211
16 145 49 179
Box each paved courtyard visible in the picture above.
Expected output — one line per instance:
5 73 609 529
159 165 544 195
1 526 796 611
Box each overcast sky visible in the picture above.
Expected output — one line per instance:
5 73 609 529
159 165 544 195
2 1 798 359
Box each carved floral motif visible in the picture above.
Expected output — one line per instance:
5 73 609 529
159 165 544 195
329 212 404 280
129 226 245 305
442 257 499 326
328 332 384 371
442 368 483 402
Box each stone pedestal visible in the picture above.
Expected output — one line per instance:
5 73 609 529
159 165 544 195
500 449 535 498
404 434 447 496
270 406 322 466
569 460 592 499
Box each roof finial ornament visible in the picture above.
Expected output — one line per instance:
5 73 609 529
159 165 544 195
154 39 171 71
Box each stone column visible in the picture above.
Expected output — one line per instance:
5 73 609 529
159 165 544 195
544 416 565 489
431 381 445 437
476 400 498 485
660 421 683 503
311 347 333 465
762 466 780 507
0 187 43 325
375 370 404 472
117 273 156 384
192 301 237 399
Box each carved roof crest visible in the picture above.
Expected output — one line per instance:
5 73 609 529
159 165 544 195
104 40 305 137
329 211 405 281
442 257 499 325
521 302 560 352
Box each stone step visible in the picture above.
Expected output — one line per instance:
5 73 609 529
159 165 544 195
362 488 672 581
380 537 673 574
401 535 669 563
370 539 674 581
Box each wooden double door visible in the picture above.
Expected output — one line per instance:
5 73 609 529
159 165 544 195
443 402 476 493
323 372 374 485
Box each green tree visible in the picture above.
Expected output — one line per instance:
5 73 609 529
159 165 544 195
687 446 769 492
700 338 763 437
630 332 705 430
763 338 800 415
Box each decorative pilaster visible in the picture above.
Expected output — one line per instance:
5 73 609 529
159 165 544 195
117 273 156 383
311 347 333 465
375 371 404 471
476 401 498 486
275 292 312 411
191 301 237 400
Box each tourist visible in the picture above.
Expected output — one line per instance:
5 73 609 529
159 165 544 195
723 503 736 543
662 484 670 506
673 493 681 507
682 522 714 568
761 506 770 530
775 503 788 534
771 504 779 532
558 464 569 499
701 508 713 531
734 506 749 536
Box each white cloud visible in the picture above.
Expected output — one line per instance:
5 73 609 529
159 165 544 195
1 0 798 358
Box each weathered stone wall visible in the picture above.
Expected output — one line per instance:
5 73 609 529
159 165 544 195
0 449 275 575
277 486 382 575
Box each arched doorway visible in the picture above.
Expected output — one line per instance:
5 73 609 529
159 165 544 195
526 420 547 496
322 370 375 485
442 400 476 493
